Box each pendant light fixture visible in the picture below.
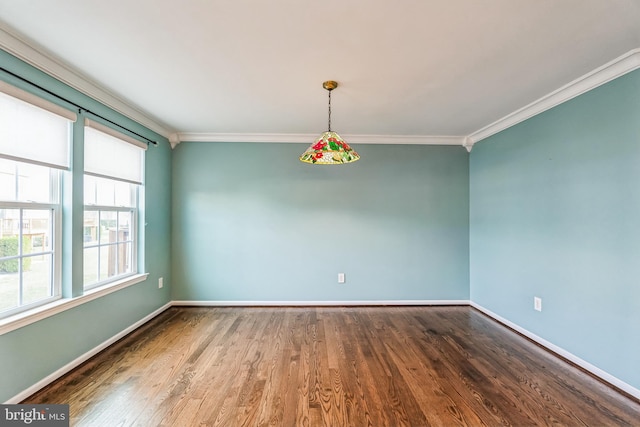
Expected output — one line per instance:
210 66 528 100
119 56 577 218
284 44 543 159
299 81 360 164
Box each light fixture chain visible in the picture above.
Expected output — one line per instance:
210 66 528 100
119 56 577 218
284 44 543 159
328 89 332 132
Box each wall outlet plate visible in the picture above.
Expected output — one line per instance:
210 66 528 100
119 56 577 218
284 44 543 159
338 273 345 283
534 296 542 312
159 277 164 289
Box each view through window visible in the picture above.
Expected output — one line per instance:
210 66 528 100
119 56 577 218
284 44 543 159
83 175 137 288
0 159 59 315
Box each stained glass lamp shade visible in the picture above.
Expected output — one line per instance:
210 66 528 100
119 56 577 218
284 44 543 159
299 81 360 165
299 131 360 164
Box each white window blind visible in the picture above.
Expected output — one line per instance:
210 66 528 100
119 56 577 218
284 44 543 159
84 119 146 184
0 81 76 169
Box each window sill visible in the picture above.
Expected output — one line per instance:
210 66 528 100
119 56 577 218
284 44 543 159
0 273 149 336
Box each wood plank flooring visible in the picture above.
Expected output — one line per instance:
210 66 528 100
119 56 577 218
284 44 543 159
24 306 640 426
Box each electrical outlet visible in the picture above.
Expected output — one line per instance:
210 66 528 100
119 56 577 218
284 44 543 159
534 296 542 312
158 277 164 289
338 273 345 283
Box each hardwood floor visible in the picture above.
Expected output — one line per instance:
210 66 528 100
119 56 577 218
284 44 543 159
25 306 640 426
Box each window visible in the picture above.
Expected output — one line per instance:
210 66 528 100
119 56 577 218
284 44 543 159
0 82 74 319
83 119 145 290
0 160 60 316
83 176 137 287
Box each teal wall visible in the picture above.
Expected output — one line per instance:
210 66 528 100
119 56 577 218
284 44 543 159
172 143 469 302
470 69 640 390
3 42 639 402
0 50 172 402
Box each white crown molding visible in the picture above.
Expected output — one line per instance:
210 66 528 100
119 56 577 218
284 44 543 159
3 23 637 152
342 134 465 146
0 26 172 139
169 133 182 149
169 132 466 148
466 48 640 150
171 132 315 145
162 48 640 151
462 136 474 153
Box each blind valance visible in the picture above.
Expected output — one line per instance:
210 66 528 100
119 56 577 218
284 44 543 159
0 81 76 169
84 119 146 185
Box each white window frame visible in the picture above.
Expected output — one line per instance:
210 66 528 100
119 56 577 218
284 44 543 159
0 78 151 335
83 197 139 291
0 168 62 319
0 80 73 320
83 120 145 291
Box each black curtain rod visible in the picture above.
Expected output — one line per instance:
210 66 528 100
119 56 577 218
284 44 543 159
0 66 158 145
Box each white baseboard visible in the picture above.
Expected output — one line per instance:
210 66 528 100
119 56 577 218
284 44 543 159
171 299 471 307
6 302 172 404
8 300 638 404
470 302 640 401
6 299 466 403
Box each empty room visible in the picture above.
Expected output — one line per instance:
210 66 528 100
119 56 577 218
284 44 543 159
1 1 640 425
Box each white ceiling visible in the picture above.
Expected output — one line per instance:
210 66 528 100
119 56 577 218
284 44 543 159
0 0 639 146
